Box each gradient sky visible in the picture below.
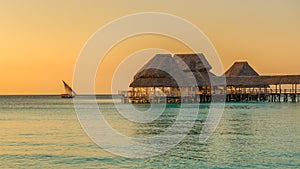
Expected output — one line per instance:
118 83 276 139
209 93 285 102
0 0 299 94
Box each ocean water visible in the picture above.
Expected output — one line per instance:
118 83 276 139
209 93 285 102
0 95 299 168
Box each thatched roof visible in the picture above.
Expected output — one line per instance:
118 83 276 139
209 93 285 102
262 75 300 85
225 61 259 77
133 54 169 80
130 54 196 87
225 76 268 87
173 53 216 86
192 71 217 86
130 53 221 87
174 53 212 72
129 53 300 88
212 75 300 87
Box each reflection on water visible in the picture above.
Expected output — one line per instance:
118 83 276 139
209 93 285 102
0 96 299 168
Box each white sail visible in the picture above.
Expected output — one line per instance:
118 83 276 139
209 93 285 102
61 80 76 98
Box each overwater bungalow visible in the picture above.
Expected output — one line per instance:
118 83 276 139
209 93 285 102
224 62 300 102
120 53 300 103
128 54 196 103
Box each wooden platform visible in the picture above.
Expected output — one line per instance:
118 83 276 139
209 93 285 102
120 89 300 103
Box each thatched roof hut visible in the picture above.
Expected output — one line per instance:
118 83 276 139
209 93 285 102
225 61 259 77
223 61 269 88
130 54 196 87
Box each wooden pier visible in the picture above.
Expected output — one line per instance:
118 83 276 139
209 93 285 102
225 89 300 103
119 88 300 103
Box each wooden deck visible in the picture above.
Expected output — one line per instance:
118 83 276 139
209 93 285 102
120 89 300 103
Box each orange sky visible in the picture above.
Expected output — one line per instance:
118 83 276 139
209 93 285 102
0 0 299 94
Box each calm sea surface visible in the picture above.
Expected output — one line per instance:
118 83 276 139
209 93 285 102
0 95 299 168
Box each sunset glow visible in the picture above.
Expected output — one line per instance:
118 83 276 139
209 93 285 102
0 0 299 94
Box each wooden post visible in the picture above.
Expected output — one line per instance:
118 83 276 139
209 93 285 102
297 84 299 102
296 84 298 102
293 84 297 102
280 84 282 102
264 86 267 94
279 84 281 94
132 87 135 97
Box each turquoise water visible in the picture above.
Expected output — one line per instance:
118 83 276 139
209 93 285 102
0 95 299 168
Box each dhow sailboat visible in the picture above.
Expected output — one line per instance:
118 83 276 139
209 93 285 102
61 80 76 98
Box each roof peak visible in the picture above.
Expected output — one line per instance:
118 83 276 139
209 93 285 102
173 53 203 56
225 61 259 77
155 53 172 57
234 61 248 63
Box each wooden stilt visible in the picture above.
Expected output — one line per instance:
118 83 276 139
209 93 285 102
296 84 298 102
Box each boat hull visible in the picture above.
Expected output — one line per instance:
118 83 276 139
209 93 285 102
60 94 74 98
